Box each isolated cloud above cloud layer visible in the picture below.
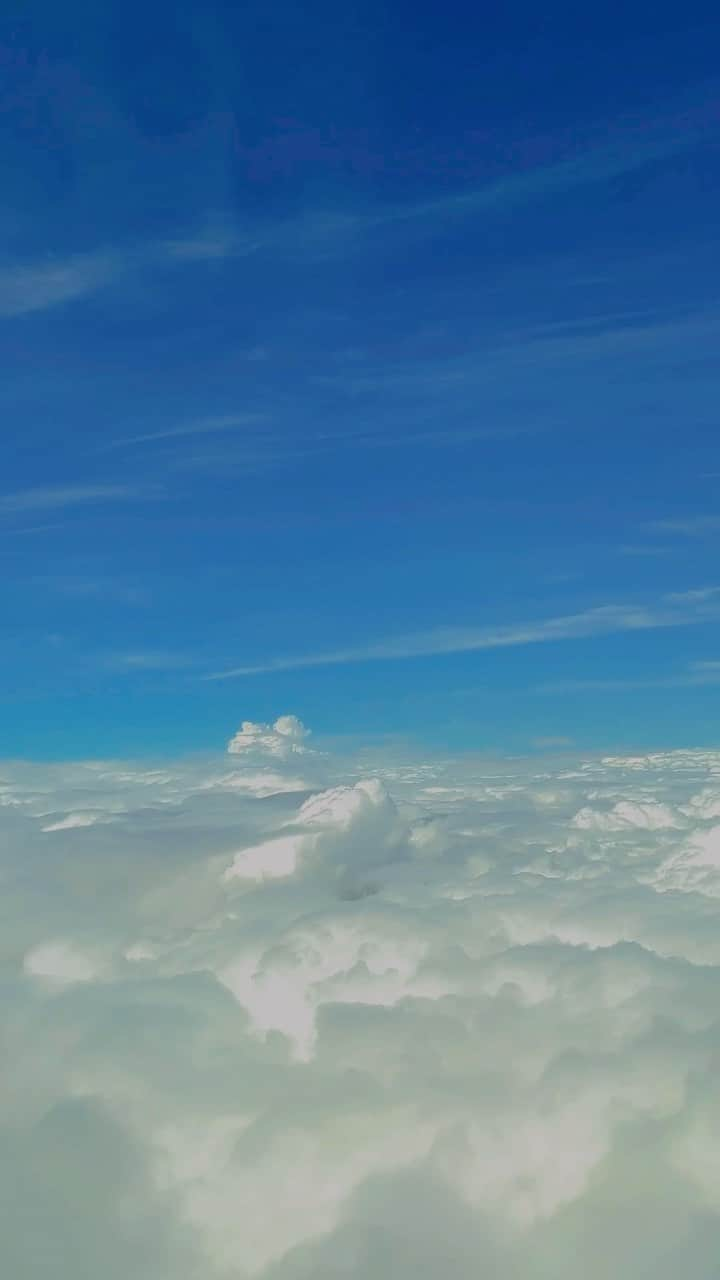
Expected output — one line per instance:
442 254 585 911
227 715 313 758
5 722 720 1277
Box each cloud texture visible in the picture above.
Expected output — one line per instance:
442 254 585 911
4 724 720 1277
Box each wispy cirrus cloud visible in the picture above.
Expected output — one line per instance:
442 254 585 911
0 484 160 515
168 419 519 476
537 659 720 695
101 413 266 451
664 587 720 604
103 651 196 672
0 253 117 318
1 522 66 536
0 228 246 320
372 125 708 231
617 543 677 557
0 103 711 319
162 224 244 262
246 112 712 262
647 515 720 536
31 574 150 606
208 591 720 679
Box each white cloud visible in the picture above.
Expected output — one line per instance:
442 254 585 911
648 515 720 536
0 105 705 329
204 770 310 797
665 587 720 604
0 230 245 321
571 799 681 831
0 253 116 317
294 777 392 831
103 413 266 451
210 593 720 678
0 484 157 515
104 650 194 672
227 715 312 757
224 833 306 883
23 939 102 985
537 660 720 694
5 726 720 1276
223 778 404 899
163 228 245 262
40 810 105 832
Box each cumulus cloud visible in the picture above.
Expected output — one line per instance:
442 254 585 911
224 832 306 883
571 798 682 831
5 724 720 1276
227 715 312 757
223 778 404 902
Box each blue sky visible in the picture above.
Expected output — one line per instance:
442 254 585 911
2 0 720 758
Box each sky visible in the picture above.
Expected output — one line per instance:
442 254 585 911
5 9 720 1270
2 0 720 757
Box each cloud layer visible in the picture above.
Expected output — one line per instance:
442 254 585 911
5 723 720 1277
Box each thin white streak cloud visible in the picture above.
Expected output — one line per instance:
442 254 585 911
0 110 709 318
0 232 247 321
103 651 195 672
250 122 709 260
374 131 703 228
537 670 720 694
0 253 117 318
617 544 677 557
0 484 159 515
208 594 720 680
101 413 267 451
664 587 720 603
647 516 720 536
33 575 149 605
163 227 245 261
1 522 66 536
315 308 720 400
169 420 516 476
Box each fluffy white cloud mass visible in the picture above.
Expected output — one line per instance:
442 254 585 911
227 715 312 758
4 725 720 1277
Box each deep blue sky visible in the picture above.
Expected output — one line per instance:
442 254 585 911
2 0 720 757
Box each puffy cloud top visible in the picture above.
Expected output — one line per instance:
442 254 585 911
227 714 311 757
224 778 402 892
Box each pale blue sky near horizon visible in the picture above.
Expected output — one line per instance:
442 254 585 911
2 0 720 758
